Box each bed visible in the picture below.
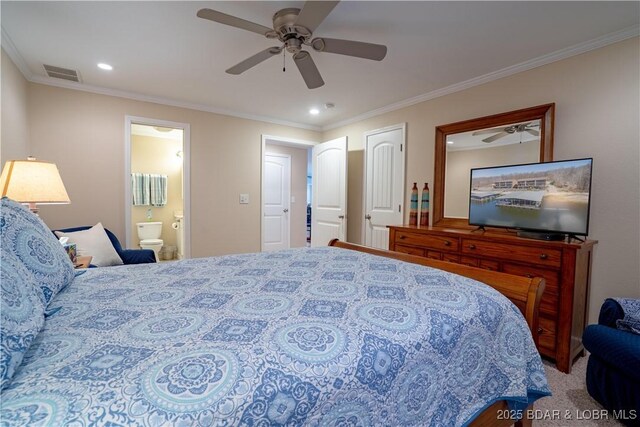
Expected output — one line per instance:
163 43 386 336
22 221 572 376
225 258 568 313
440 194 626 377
1 198 550 426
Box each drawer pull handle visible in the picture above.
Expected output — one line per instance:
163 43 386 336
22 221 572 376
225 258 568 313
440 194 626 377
537 327 544 334
468 244 476 249
539 253 548 260
444 241 451 246
526 274 533 278
399 235 406 240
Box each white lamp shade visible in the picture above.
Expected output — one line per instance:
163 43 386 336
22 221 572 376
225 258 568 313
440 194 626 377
0 159 70 204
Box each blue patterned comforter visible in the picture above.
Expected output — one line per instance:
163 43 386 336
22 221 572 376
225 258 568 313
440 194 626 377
1 247 550 426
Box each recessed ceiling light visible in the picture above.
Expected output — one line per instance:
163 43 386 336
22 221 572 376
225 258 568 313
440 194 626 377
97 63 113 71
309 108 320 115
447 140 454 145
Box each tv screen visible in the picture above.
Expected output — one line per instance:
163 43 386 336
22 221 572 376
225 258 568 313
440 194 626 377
469 158 593 236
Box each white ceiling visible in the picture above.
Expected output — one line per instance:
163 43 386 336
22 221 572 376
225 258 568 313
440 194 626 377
2 1 638 130
131 124 184 141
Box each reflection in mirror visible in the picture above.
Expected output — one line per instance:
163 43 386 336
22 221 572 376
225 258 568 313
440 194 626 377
433 103 554 228
444 119 541 218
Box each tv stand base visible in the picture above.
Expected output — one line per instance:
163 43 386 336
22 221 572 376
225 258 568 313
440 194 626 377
516 230 566 241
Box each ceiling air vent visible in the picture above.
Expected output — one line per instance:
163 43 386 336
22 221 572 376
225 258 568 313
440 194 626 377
43 64 80 82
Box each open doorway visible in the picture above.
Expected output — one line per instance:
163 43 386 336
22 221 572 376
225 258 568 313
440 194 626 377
125 116 191 260
261 136 316 252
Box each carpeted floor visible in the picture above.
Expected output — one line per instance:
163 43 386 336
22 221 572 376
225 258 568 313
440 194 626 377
535 356 623 426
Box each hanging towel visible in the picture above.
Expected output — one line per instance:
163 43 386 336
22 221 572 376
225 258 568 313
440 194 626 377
150 174 168 207
131 173 150 206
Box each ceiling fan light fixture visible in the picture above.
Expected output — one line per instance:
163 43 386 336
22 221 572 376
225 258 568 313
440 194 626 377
197 1 387 89
309 108 320 115
97 63 113 71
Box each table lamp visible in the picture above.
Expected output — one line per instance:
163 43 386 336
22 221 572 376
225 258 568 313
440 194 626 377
0 157 70 214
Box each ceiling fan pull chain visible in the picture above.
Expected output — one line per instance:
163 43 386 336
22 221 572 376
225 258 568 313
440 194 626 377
283 50 286 72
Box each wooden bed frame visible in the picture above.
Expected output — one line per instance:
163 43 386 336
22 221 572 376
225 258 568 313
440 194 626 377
329 239 546 427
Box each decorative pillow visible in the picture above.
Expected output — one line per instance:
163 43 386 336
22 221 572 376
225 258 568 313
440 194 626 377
0 197 75 305
55 223 123 267
0 254 46 390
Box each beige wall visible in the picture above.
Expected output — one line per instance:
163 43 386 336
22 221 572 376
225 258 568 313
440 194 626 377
445 142 540 218
25 84 320 257
131 134 183 247
265 144 309 248
324 37 640 322
1 49 30 163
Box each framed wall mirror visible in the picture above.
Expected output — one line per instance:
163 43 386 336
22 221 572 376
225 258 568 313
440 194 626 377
433 104 555 228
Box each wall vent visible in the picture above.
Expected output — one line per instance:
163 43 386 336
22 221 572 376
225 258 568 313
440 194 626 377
43 64 80 82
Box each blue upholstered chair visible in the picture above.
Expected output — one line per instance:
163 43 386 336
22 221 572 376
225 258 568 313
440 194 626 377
582 299 640 426
54 226 156 265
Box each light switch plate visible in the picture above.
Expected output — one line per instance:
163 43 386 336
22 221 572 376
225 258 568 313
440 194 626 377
291 196 296 203
239 194 249 204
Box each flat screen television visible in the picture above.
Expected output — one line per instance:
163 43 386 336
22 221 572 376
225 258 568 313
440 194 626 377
468 158 593 239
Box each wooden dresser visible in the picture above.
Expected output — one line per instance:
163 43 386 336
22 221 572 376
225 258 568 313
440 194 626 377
388 225 596 373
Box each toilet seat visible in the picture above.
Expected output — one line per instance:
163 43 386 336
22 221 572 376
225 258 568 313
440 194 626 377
140 239 163 245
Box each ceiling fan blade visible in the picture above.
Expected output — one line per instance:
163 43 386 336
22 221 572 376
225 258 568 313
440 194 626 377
311 37 387 61
293 51 324 89
197 8 273 37
525 129 540 136
482 132 509 143
472 127 508 136
295 1 340 33
226 47 282 75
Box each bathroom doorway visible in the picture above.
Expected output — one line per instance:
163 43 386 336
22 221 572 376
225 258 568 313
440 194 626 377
261 135 316 251
125 116 191 260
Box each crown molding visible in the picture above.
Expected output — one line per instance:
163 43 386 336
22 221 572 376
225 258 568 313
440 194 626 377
321 24 640 131
1 26 33 80
26 74 322 131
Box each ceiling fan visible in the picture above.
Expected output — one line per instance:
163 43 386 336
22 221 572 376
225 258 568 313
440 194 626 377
472 122 540 143
197 1 387 89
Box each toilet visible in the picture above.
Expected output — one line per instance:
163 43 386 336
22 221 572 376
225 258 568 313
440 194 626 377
136 222 163 261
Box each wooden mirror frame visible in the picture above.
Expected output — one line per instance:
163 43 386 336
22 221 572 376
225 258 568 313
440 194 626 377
433 103 555 229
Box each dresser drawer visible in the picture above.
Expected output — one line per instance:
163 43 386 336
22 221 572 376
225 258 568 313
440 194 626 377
442 253 460 263
479 259 500 271
460 256 479 267
502 263 559 294
395 231 458 251
395 244 425 257
461 239 561 268
538 315 557 353
426 250 442 260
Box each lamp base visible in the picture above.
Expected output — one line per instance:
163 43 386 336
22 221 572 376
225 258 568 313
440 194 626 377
26 202 39 216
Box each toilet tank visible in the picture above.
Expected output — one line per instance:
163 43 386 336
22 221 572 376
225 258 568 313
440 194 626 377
136 222 163 240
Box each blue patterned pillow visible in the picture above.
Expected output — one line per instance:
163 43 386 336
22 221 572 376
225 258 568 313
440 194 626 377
0 254 46 389
0 197 75 305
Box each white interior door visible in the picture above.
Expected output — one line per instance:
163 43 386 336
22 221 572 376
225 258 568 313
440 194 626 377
364 125 405 249
263 154 291 252
311 137 347 247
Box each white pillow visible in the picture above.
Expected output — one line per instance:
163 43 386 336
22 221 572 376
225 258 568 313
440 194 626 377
55 223 123 267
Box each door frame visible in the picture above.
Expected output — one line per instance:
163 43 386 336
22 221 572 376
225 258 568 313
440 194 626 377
124 115 191 258
362 123 407 245
261 135 317 252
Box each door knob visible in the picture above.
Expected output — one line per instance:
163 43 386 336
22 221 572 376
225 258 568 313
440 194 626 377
365 214 371 220
338 215 345 219
283 209 289 213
